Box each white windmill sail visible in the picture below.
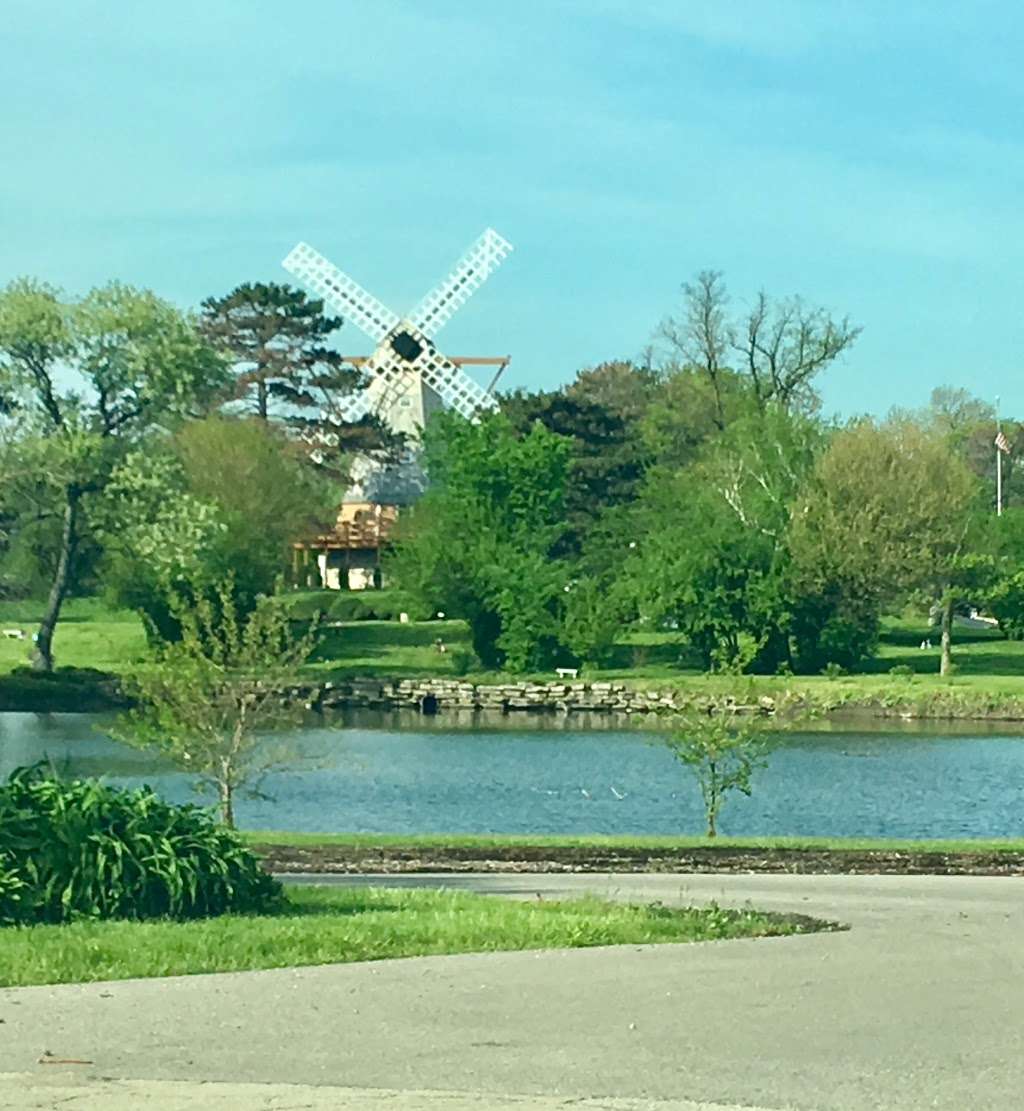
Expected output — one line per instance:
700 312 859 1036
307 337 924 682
282 228 512 435
417 350 499 420
283 242 399 343
410 228 513 338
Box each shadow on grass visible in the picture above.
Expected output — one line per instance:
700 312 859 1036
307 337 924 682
269 893 408 919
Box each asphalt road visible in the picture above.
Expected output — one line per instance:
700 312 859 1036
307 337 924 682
2 872 1022 1110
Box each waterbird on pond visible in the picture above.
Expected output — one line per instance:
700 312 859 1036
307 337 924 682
579 787 592 799
610 786 627 800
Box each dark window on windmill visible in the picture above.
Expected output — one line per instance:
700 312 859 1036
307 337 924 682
391 330 423 362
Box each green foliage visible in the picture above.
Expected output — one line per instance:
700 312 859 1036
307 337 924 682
112 579 317 827
197 281 400 476
0 763 280 926
96 417 336 641
0 277 228 671
889 664 915 679
628 405 830 673
988 569 1024 639
502 362 655 554
663 709 777 837
560 575 624 666
276 589 423 623
449 647 479 676
390 412 574 671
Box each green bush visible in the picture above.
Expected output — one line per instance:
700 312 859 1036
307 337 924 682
279 589 426 624
988 570 1024 640
450 647 479 676
0 765 281 926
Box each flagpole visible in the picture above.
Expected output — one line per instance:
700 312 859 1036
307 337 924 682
996 395 1003 517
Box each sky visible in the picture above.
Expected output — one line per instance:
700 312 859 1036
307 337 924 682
4 0 1024 419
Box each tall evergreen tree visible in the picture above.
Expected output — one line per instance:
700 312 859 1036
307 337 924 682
199 282 397 477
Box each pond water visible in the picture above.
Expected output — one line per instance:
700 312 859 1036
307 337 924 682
1 710 1023 839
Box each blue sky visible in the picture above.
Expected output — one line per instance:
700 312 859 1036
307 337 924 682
4 1 1023 418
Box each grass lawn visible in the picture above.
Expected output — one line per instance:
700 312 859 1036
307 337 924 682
2 595 1024 712
243 831 1024 855
0 885 819 988
0 597 148 675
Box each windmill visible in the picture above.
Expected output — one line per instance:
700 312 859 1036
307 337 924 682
283 228 513 589
282 228 513 442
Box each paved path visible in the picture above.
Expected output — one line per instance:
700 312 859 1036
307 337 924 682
2 873 1023 1110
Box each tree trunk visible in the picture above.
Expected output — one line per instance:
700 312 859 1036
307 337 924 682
940 594 953 677
219 779 235 828
256 378 268 422
31 489 79 674
706 770 718 838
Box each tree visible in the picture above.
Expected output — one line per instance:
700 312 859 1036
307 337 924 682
658 271 735 429
565 359 659 425
96 416 337 641
788 418 981 676
502 387 649 555
628 406 830 673
200 282 344 422
0 279 226 671
663 709 776 838
112 580 317 827
641 366 744 472
199 281 395 480
390 412 574 671
660 270 860 415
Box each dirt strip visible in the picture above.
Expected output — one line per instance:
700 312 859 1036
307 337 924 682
253 843 1024 877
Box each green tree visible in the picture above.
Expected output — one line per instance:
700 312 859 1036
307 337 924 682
112 580 317 827
199 281 396 479
789 417 981 676
390 412 574 671
200 282 345 421
664 709 776 838
97 416 337 641
641 366 747 472
0 279 226 671
502 387 650 555
628 406 827 673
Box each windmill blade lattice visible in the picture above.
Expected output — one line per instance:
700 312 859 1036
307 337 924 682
283 242 399 343
410 228 513 338
283 228 511 430
417 351 498 419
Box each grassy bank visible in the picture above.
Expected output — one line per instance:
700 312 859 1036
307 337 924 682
2 597 1024 718
243 831 1024 855
0 885 819 987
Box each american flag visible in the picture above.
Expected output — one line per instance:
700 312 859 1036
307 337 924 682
995 430 1012 455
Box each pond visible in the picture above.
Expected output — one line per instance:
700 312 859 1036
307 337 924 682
1 709 1023 839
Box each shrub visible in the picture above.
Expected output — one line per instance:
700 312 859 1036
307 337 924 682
822 661 846 680
889 664 915 679
450 647 479 676
0 764 281 926
987 570 1024 640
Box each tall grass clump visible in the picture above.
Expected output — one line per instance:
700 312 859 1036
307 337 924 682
0 764 280 926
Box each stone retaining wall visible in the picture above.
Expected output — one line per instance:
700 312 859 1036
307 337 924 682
303 677 775 717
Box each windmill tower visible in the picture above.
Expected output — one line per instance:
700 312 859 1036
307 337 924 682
283 228 513 587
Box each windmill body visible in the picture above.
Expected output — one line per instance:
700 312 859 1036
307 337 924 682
283 228 512 587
